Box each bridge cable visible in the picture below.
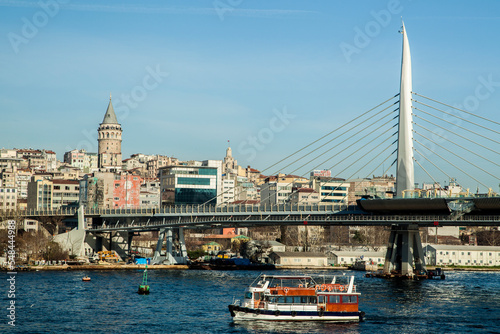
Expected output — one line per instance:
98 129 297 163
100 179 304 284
283 112 398 178
202 101 398 207
305 141 398 203
413 122 500 168
412 92 500 127
413 139 490 189
412 98 500 136
260 123 397 206
300 132 398 202
412 147 459 191
264 104 399 176
412 157 444 193
413 129 500 181
412 106 500 146
260 94 400 175
412 113 500 157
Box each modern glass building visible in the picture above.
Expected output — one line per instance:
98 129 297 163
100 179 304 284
159 163 221 206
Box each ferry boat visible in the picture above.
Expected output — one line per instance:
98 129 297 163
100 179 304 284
228 274 364 322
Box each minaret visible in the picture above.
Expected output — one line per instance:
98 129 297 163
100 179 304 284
98 94 122 169
395 22 414 197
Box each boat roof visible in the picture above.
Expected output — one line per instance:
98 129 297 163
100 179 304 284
261 275 313 280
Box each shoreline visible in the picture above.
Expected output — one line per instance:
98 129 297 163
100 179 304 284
6 264 188 271
4 264 499 272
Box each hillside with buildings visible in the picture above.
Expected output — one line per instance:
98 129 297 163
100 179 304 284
1 97 499 267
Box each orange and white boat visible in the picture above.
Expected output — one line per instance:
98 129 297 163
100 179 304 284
228 274 364 322
82 276 91 282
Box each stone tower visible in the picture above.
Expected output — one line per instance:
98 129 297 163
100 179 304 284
98 95 122 169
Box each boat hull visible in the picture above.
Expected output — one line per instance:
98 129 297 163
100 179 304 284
229 305 363 322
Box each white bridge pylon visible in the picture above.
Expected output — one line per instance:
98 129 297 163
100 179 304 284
395 21 414 198
383 22 424 278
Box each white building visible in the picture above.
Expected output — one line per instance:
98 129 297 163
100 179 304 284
0 187 17 211
288 187 320 205
424 244 500 266
269 252 328 267
311 177 350 204
64 149 98 173
260 176 292 206
221 178 235 204
330 251 386 266
140 181 160 208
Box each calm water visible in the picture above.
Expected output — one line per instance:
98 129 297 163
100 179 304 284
1 269 499 333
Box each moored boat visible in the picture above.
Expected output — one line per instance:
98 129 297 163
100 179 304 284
228 274 364 322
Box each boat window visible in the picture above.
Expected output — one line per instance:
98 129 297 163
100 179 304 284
329 295 340 304
318 295 326 303
244 292 252 299
277 296 286 304
342 295 358 304
293 296 301 304
285 296 294 304
268 297 276 303
309 296 317 304
254 292 261 300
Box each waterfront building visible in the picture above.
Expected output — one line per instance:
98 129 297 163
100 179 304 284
15 169 32 199
221 178 235 204
16 149 57 171
27 176 53 210
237 165 261 184
113 173 142 208
52 179 80 209
234 176 259 202
288 187 320 205
260 177 292 206
202 241 222 255
159 161 221 206
98 97 122 170
140 181 160 208
63 149 98 173
27 177 80 210
56 165 82 180
347 175 395 204
146 155 178 179
330 251 386 267
0 186 17 211
0 148 17 158
424 244 500 267
269 251 328 267
311 176 350 204
79 171 142 209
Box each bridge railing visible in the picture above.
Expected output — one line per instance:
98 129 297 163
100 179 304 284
16 203 351 217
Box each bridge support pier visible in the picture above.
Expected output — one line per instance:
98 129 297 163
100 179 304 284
382 224 427 278
152 227 188 265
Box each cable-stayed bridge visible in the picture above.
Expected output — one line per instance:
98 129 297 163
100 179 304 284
6 23 500 278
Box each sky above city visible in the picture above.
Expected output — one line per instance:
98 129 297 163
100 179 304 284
1 0 500 191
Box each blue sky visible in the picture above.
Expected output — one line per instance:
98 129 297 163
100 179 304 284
1 0 500 191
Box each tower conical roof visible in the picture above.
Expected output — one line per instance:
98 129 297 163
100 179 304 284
102 97 119 124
